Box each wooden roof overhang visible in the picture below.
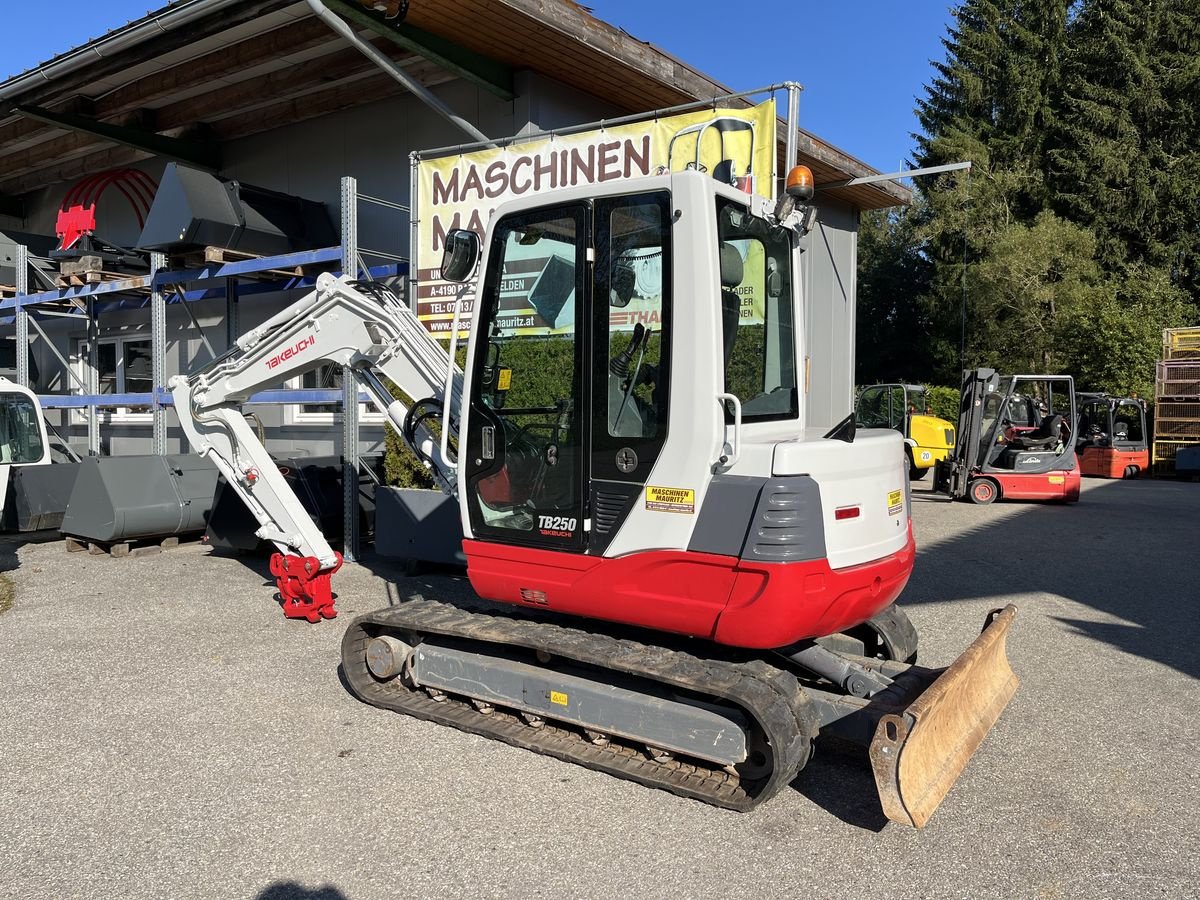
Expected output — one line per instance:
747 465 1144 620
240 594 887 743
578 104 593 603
0 0 909 215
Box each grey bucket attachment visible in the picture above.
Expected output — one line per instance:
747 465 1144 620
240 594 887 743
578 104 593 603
205 455 381 553
2 462 80 532
137 162 337 256
374 486 466 567
60 454 218 543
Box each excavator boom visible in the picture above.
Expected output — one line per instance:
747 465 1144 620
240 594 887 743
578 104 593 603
169 273 461 620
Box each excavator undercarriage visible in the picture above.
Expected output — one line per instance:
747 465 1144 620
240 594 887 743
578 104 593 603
342 600 1018 825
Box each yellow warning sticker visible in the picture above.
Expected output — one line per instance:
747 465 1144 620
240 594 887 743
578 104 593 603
497 368 512 391
645 485 696 514
887 489 904 516
1048 475 1065 484
549 690 569 706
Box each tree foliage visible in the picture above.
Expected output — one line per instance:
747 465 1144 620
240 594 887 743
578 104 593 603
855 206 936 384
858 0 1198 396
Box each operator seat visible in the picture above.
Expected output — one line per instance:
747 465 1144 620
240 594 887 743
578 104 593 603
1009 414 1063 450
718 242 743 368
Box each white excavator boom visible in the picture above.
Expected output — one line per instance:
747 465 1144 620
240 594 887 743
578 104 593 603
170 273 461 620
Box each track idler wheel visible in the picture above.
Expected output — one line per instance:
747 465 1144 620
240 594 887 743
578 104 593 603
859 603 919 664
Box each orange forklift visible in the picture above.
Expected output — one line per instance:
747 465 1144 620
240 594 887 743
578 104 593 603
934 369 1080 504
1075 393 1150 478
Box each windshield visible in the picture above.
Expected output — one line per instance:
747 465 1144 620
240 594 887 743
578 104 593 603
0 394 45 464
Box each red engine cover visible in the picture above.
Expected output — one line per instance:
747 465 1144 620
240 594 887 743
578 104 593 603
463 521 916 650
1079 446 1149 478
989 467 1081 501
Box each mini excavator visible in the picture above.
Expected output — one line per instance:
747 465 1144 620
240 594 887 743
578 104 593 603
172 166 1018 828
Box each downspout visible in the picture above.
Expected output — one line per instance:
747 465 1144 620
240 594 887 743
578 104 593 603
304 0 493 146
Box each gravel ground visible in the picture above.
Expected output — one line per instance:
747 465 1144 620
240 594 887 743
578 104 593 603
1 476 1197 899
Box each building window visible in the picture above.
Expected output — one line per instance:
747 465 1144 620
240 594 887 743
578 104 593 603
288 363 384 425
75 337 154 422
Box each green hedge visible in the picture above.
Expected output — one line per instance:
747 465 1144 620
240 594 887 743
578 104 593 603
925 386 960 423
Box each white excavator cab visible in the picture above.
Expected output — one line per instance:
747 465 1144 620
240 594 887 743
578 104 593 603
442 171 914 650
0 377 51 514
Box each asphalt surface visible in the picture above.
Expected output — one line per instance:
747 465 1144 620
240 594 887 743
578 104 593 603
1 476 1197 899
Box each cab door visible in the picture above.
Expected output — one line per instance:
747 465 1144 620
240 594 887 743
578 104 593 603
588 192 673 553
462 203 590 551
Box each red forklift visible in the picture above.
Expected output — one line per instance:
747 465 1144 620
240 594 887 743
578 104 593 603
1075 393 1150 478
934 368 1081 504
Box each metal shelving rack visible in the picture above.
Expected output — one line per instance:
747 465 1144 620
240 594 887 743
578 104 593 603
1152 327 1200 475
1 175 411 561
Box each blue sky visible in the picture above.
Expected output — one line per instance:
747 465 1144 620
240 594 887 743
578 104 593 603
0 1 954 174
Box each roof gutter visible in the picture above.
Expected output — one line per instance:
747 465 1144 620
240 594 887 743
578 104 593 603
0 0 247 103
304 0 492 145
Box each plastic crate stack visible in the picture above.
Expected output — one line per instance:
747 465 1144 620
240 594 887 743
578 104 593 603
1153 327 1200 474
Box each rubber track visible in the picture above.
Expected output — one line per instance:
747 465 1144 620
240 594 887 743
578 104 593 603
341 600 820 811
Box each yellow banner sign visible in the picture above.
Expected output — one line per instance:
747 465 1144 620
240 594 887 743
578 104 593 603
415 100 776 336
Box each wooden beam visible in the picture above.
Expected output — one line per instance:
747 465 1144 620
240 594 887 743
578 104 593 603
0 96 95 153
323 0 514 100
153 41 414 132
408 0 728 101
0 146 152 197
0 131 108 183
5 0 294 108
2 61 449 193
13 105 222 170
92 18 341 120
210 60 453 142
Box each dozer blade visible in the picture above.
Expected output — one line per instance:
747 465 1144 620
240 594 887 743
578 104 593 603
869 605 1018 828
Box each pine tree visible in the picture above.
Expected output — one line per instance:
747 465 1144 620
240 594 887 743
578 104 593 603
916 0 1008 165
916 0 1070 215
855 207 936 384
1047 0 1164 267
1148 0 1200 300
860 0 1197 393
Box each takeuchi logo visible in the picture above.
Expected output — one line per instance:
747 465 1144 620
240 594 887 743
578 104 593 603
266 335 315 370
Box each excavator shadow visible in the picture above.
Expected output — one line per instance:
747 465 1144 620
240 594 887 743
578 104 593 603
792 743 890 831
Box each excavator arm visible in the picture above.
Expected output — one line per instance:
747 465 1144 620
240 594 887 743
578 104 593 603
170 273 462 621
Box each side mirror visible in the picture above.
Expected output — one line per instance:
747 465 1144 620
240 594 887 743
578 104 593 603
440 229 480 283
610 262 636 307
766 258 781 299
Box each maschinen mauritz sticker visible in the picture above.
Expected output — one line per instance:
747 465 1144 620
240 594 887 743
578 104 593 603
645 485 695 514
887 489 904 516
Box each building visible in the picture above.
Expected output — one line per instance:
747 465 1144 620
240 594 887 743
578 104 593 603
0 0 909 461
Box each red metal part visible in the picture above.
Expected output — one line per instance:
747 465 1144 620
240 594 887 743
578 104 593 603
463 521 917 650
55 205 98 252
987 467 1081 502
55 168 158 251
269 551 344 622
1079 447 1149 478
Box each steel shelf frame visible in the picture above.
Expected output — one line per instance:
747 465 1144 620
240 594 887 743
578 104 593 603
5 176 411 558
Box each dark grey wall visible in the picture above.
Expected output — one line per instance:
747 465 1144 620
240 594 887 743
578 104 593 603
802 200 859 430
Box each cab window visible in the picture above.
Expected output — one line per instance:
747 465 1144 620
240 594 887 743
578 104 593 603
0 395 45 464
716 197 797 422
